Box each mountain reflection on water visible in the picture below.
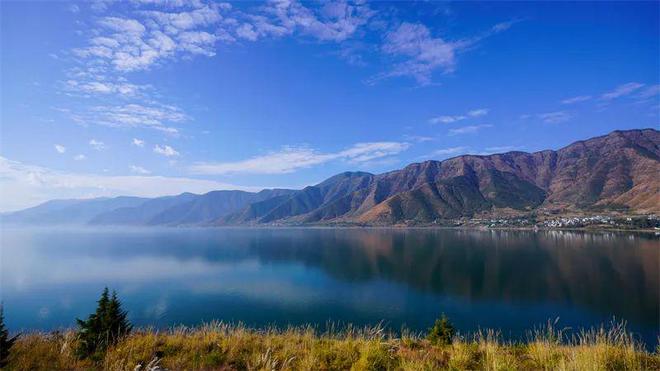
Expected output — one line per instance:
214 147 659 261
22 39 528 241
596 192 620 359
1 227 658 346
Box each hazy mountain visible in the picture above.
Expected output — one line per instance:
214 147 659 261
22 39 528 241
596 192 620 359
1 196 148 225
4 129 658 226
90 189 295 226
88 193 199 225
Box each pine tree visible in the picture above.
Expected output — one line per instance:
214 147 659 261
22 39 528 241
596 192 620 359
0 304 18 368
427 313 455 346
76 288 131 359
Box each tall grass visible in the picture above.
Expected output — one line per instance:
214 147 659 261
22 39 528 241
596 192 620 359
5 320 659 370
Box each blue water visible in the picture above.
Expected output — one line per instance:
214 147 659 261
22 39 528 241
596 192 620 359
1 227 658 346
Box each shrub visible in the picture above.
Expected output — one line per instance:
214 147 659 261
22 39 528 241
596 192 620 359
75 287 132 359
427 314 455 346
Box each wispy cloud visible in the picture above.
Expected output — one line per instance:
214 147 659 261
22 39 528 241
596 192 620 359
374 19 513 85
64 78 147 97
54 144 66 154
485 145 520 153
190 141 409 175
132 138 145 147
467 108 489 117
0 156 260 212
403 134 434 143
537 111 571 124
153 144 180 157
429 108 488 124
430 146 468 158
378 22 460 85
561 82 656 107
70 103 186 134
637 84 660 100
601 82 645 100
74 154 86 161
129 165 151 174
561 95 592 104
448 124 493 135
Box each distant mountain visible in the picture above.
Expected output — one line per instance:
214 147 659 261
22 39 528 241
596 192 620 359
4 129 658 226
222 172 375 224
90 189 296 226
3 189 296 226
1 196 148 225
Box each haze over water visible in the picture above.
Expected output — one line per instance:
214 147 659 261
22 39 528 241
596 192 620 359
1 227 658 346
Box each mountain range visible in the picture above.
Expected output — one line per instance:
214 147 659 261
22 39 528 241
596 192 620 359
3 129 658 226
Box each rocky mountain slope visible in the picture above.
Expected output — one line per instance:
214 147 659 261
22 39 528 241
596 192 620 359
220 128 659 225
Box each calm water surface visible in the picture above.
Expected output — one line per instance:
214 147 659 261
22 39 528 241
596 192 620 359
1 227 658 346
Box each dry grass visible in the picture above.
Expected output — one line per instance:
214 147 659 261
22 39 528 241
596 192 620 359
5 320 659 370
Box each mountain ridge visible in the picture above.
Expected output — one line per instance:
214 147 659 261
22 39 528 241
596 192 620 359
3 129 658 226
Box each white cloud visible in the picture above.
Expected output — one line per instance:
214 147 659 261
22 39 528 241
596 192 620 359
0 156 260 212
140 4 224 32
448 124 493 135
72 3 229 73
431 146 468 157
403 135 434 143
484 145 521 153
190 141 409 175
429 115 466 124
380 22 459 85
637 84 660 100
338 142 410 163
64 79 146 97
601 82 645 100
70 103 186 133
54 144 67 154
130 165 151 174
376 19 512 85
468 108 488 117
132 138 145 147
429 108 488 124
561 95 592 104
153 144 180 157
89 139 106 151
537 111 571 124
240 0 374 43
74 154 86 161
98 17 147 34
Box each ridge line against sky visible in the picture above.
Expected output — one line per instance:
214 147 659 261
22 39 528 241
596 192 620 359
0 0 658 211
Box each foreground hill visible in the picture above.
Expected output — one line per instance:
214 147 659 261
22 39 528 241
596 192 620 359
3 129 658 226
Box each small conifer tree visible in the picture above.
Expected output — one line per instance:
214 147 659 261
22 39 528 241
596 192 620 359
76 287 132 359
427 313 455 346
0 304 18 368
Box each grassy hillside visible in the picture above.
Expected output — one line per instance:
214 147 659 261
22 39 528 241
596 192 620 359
6 321 658 370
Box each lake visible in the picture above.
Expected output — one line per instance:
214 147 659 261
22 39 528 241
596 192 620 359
1 227 658 347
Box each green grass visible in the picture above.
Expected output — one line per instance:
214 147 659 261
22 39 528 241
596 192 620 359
5 321 659 370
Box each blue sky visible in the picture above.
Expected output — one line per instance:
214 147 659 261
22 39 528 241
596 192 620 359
1 0 658 211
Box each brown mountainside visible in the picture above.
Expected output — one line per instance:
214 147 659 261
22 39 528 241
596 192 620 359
220 129 660 225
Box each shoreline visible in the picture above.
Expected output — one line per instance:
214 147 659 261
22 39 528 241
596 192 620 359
2 223 659 235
